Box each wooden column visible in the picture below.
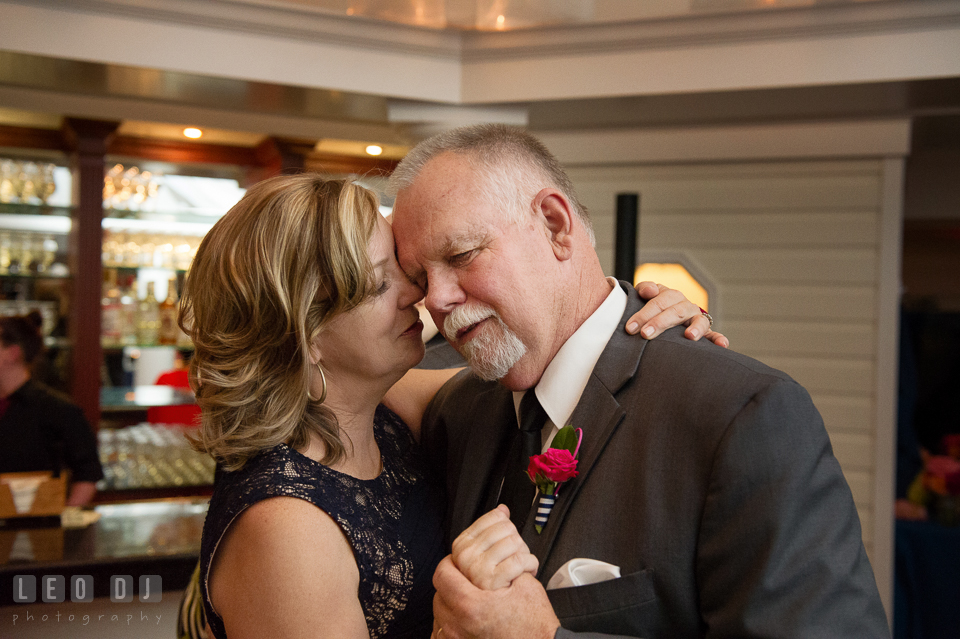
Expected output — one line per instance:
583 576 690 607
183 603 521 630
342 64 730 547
246 137 313 185
62 118 120 428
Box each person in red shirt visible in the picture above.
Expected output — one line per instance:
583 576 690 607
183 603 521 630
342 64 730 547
147 351 202 426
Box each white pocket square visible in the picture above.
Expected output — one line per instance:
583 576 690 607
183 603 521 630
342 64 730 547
546 558 622 590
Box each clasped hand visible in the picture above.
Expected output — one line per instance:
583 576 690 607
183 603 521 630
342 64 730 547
431 505 560 639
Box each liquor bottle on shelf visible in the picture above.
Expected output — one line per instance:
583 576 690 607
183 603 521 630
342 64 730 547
158 276 179 346
176 309 193 348
0 231 11 275
101 269 122 347
137 281 160 346
119 276 139 346
20 234 35 274
37 234 57 273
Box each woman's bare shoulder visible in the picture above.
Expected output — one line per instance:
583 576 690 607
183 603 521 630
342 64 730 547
210 496 368 639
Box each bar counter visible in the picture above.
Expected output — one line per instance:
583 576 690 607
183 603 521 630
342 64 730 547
0 498 207 602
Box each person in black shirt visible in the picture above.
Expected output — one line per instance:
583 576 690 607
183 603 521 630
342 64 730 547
0 311 102 505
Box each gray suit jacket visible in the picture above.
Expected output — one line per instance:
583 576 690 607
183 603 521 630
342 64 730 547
421 282 889 638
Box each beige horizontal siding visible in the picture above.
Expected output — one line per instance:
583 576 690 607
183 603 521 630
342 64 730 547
691 248 878 284
846 470 874 507
812 395 874 434
721 320 876 358
721 285 877 322
566 159 885 555
830 432 876 473
752 356 874 395
574 162 883 213
629 211 880 248
861 507 875 546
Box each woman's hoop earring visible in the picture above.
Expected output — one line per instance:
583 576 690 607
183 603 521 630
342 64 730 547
316 362 327 405
309 362 328 405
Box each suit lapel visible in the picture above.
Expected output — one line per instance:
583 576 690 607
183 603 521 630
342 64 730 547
449 385 516 537
525 375 625 560
525 282 651 569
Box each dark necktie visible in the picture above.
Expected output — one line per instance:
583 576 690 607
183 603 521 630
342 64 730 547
499 389 548 530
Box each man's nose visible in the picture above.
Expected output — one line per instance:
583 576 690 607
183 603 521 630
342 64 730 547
424 269 466 315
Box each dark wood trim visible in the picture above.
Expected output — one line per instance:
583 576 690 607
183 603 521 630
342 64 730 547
305 155 400 177
93 485 213 504
0 124 65 152
62 118 121 429
108 136 260 166
0 124 400 176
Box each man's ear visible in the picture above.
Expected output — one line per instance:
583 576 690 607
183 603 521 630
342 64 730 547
533 188 575 261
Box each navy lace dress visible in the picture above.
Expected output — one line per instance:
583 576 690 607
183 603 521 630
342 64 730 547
199 405 445 639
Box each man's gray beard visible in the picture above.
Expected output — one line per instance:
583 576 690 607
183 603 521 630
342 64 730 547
444 306 526 381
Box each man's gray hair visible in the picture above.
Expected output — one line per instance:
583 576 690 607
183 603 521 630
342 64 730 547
389 124 595 245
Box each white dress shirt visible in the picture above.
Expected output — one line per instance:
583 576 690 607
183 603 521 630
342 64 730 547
513 278 627 451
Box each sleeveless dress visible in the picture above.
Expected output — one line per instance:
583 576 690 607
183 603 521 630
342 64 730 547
199 405 445 639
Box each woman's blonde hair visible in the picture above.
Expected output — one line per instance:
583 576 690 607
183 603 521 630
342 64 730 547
180 174 380 471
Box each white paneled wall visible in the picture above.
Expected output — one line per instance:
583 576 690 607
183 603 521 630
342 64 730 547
568 159 885 553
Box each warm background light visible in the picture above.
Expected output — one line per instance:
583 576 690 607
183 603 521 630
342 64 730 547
634 263 709 311
365 144 383 156
183 127 203 139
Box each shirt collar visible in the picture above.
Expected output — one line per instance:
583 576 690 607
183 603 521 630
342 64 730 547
513 278 626 432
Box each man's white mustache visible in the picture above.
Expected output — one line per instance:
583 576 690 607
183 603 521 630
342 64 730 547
443 304 497 340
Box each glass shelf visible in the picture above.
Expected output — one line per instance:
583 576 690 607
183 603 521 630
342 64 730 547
44 336 70 349
0 212 71 235
105 265 188 274
102 212 216 237
102 343 193 351
0 202 74 217
100 385 196 411
0 271 71 280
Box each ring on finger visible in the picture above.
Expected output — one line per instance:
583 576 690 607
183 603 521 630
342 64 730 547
698 307 714 328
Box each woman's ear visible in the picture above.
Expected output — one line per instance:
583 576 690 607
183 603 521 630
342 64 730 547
308 336 323 367
533 188 575 261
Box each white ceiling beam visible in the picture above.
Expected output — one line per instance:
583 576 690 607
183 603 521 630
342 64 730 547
0 0 462 103
0 0 958 106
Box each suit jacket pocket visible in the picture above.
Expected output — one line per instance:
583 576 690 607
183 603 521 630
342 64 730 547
547 568 656 636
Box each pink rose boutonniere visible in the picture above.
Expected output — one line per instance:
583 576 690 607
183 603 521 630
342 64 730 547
526 425 583 533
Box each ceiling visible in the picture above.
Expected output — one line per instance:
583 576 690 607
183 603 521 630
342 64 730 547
266 0 893 30
0 0 953 159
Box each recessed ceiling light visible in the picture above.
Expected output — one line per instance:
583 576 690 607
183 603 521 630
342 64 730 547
365 145 383 156
183 127 203 139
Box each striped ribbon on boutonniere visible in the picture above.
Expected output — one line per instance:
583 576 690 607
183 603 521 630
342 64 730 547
526 425 583 533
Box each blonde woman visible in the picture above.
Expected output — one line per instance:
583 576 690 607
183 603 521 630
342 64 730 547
185 174 721 639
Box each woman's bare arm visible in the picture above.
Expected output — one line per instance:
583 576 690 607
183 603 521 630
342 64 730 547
384 367 462 441
210 496 369 639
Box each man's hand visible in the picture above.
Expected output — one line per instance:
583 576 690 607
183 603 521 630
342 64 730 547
629 281 729 347
432 555 560 639
451 505 538 591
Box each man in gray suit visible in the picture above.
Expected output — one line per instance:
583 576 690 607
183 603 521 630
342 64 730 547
390 124 889 638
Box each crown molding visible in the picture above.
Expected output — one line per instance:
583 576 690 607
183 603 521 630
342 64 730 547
461 0 960 61
14 0 960 65
5 0 462 59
